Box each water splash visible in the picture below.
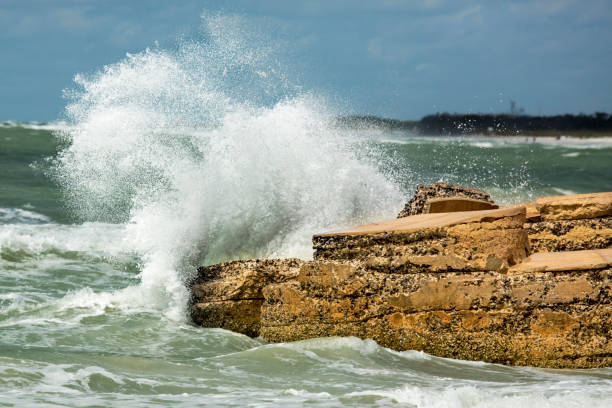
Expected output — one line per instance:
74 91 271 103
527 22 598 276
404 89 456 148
51 15 402 319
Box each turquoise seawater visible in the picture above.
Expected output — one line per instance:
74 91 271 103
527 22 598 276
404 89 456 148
2 123 612 407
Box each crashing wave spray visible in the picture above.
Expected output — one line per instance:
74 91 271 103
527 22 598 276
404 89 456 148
52 15 403 319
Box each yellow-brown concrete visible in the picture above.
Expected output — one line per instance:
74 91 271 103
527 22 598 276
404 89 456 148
313 206 528 273
522 192 612 253
190 191 612 368
315 206 524 237
425 197 499 213
536 191 612 221
509 248 612 273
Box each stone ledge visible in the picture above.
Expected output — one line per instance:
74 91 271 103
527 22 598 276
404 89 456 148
189 191 612 368
397 182 494 218
313 206 528 273
192 300 263 338
425 197 499 213
191 258 303 302
504 193 612 253
536 191 612 221
509 248 612 273
259 306 612 369
526 216 612 253
315 206 524 237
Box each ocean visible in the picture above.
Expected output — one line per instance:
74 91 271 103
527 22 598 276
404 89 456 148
2 15 612 407
2 121 612 407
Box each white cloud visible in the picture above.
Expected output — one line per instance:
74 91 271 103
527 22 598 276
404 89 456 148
508 0 577 16
55 8 95 31
0 4 101 37
363 3 484 63
367 38 383 58
508 0 612 23
0 9 40 38
443 5 482 24
415 63 433 71
249 0 452 16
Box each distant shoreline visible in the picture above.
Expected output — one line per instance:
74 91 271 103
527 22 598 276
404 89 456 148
3 116 612 138
336 113 612 138
442 130 612 138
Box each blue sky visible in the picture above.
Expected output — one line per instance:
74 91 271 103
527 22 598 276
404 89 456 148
2 0 612 122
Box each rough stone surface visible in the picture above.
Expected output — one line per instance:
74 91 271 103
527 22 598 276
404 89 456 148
509 248 612 273
398 182 495 218
425 197 499 213
507 193 612 253
522 201 541 221
260 252 612 368
503 202 540 221
192 299 264 338
313 207 528 273
526 217 612 253
536 192 612 221
190 258 304 337
189 192 612 368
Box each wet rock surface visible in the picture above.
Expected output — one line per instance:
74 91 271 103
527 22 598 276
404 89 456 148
190 259 304 337
190 192 612 368
260 258 612 368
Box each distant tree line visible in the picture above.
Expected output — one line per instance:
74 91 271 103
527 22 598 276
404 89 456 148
334 115 419 130
419 112 612 135
336 112 612 136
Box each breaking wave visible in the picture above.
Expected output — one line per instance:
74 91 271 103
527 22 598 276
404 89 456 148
51 15 402 319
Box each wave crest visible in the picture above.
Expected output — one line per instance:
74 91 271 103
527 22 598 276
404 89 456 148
51 15 402 318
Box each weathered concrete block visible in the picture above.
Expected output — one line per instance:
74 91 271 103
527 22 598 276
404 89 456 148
526 217 612 252
190 258 304 336
536 192 612 221
192 300 264 338
189 192 612 368
425 197 499 213
313 206 528 273
259 249 612 368
510 193 612 253
397 182 495 218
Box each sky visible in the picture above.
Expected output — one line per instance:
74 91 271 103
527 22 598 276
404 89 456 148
1 0 612 122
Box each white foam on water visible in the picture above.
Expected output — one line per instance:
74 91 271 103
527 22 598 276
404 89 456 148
528 136 612 149
52 15 403 320
0 207 51 224
470 141 494 148
552 187 577 196
0 120 71 132
562 152 581 158
346 383 612 407
0 220 145 321
0 222 127 258
278 336 383 354
55 286 152 315
284 389 332 398
392 135 612 150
